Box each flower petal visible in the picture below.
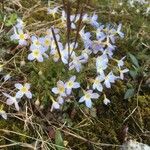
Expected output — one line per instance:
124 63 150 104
52 87 59 94
73 82 80 89
15 91 24 98
25 91 32 99
15 102 20 111
37 55 44 62
66 88 72 95
28 53 35 61
25 83 30 89
15 83 23 89
79 96 85 103
70 76 76 82
85 99 92 108
6 98 14 105
91 93 99 99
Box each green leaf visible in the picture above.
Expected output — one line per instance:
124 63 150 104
128 53 140 68
5 13 17 27
124 88 135 99
129 70 138 79
55 130 64 150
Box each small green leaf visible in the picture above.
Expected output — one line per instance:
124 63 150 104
5 13 17 27
124 88 135 99
55 130 64 150
129 70 138 79
128 53 140 68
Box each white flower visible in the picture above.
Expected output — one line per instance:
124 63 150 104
104 72 117 88
28 45 47 62
47 6 59 17
60 42 78 64
51 101 60 111
3 93 20 111
40 35 52 50
82 14 90 23
79 90 99 108
116 24 124 38
65 76 80 95
119 68 129 80
116 56 126 68
52 80 66 97
57 96 64 105
96 54 108 75
61 11 79 29
93 76 103 92
0 109 7 119
15 83 32 99
103 95 110 105
31 36 42 47
69 54 88 72
10 27 29 46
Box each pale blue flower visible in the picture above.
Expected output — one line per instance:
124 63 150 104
10 27 29 46
47 6 59 17
65 76 80 95
3 93 20 111
51 101 60 111
93 76 103 92
96 25 106 41
117 56 126 68
80 27 92 49
104 72 117 88
28 45 47 62
15 83 32 99
96 54 108 75
52 80 66 97
116 24 124 38
119 68 129 80
39 35 52 50
82 13 90 23
31 36 42 47
69 54 88 72
79 90 99 108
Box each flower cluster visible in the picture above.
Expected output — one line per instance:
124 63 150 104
10 19 29 46
2 3 129 118
51 76 80 111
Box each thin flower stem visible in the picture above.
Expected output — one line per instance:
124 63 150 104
51 27 62 60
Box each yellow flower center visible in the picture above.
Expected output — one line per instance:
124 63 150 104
21 87 28 93
19 33 25 40
33 50 40 58
45 39 51 46
59 86 65 93
85 93 91 99
67 81 73 88
35 41 40 46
